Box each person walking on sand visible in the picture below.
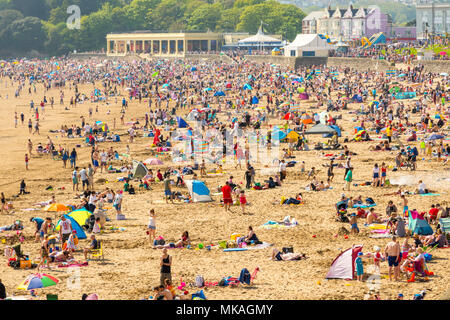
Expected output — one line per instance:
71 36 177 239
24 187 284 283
160 248 172 286
344 167 353 191
221 181 233 212
72 167 79 192
385 236 401 281
25 154 29 170
147 209 156 244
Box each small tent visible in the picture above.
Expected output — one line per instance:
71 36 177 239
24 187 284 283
55 215 87 239
251 96 259 105
408 211 433 235
177 117 188 128
352 94 363 103
185 180 212 202
326 245 363 280
132 160 148 179
323 125 342 138
68 208 93 228
305 124 337 135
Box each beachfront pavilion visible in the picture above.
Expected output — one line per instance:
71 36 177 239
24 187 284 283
106 31 223 57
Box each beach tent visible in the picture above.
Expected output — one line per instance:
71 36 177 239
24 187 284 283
55 215 87 239
214 91 225 97
326 245 363 280
132 160 148 179
425 133 444 141
305 124 337 135
352 94 363 103
177 117 188 128
143 158 163 166
408 211 433 235
323 125 341 138
272 130 287 141
395 92 416 100
185 180 212 202
299 93 309 100
243 84 252 90
286 130 300 142
251 96 259 105
67 208 93 228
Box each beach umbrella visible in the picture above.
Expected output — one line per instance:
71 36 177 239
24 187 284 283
440 73 448 77
18 274 59 291
397 74 406 77
439 51 447 56
43 203 69 212
243 84 252 90
214 91 225 97
203 87 212 92
162 84 170 88
425 133 445 141
191 67 197 72
283 113 293 120
143 158 163 165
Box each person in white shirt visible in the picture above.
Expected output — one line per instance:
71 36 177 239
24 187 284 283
72 167 79 191
417 180 428 194
100 151 108 173
279 160 287 181
88 192 97 213
79 167 89 191
59 215 72 243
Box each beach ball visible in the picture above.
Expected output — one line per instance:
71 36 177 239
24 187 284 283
344 235 349 239
312 235 317 238
198 243 204 249
317 281 321 285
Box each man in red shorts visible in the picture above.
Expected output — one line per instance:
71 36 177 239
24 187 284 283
221 181 233 212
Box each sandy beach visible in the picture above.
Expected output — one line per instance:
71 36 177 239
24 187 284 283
0 58 449 300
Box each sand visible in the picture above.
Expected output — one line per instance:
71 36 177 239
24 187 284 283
0 61 449 300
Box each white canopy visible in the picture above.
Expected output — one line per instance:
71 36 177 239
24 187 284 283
238 26 283 44
284 34 335 51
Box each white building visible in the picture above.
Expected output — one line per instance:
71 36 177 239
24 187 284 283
416 3 450 39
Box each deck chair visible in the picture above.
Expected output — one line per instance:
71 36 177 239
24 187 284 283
250 267 260 284
46 294 58 300
90 241 104 262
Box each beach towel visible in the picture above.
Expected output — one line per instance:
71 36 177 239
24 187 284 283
353 203 377 208
419 193 440 197
57 261 89 268
223 242 272 251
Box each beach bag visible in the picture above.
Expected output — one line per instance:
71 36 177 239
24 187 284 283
157 238 165 246
195 275 205 288
239 268 251 285
366 197 375 205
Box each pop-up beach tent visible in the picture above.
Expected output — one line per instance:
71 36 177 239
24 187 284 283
185 180 212 202
132 160 148 179
177 117 188 128
305 123 337 135
408 211 433 235
326 245 363 280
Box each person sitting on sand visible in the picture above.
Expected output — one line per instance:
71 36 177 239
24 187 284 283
244 226 260 245
153 285 173 300
366 208 381 225
271 248 307 261
263 177 276 189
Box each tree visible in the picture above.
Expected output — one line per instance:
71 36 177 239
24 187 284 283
0 9 24 30
2 16 47 52
217 7 241 32
188 3 222 31
11 0 50 20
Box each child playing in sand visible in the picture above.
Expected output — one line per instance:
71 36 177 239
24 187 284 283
239 190 247 214
355 252 364 281
349 213 359 235
372 246 383 273
147 209 156 244
92 217 101 234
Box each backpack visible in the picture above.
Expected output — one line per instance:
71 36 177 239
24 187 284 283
195 275 205 288
239 268 251 285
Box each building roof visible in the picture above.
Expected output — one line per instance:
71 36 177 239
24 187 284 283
238 27 283 44
304 11 325 21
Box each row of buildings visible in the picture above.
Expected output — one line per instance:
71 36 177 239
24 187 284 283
302 3 450 41
302 5 416 41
